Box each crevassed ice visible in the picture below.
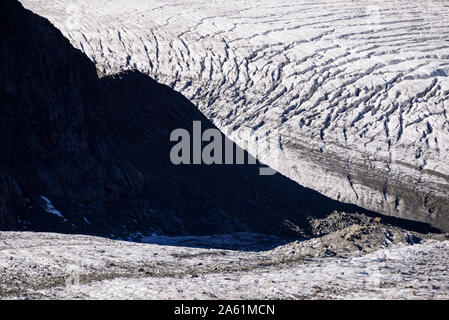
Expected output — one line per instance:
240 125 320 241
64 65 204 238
20 0 449 229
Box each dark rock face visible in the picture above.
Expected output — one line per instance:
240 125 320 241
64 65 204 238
0 0 142 233
0 0 439 238
0 0 141 231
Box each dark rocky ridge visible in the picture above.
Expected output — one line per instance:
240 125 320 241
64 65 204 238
0 0 439 240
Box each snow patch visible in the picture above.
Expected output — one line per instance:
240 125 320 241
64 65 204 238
40 195 65 219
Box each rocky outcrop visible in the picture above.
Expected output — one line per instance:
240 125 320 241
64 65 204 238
0 0 143 232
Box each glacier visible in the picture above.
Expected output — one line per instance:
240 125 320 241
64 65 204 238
1 231 448 299
19 0 449 230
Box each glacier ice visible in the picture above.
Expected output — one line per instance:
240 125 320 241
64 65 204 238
19 0 449 230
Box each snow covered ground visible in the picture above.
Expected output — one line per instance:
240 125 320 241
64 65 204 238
19 0 449 229
1 231 448 299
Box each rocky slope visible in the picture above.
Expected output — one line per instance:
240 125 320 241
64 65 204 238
0 0 143 233
4 0 431 239
19 0 449 230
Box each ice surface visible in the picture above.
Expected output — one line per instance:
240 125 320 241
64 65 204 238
0 231 448 299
